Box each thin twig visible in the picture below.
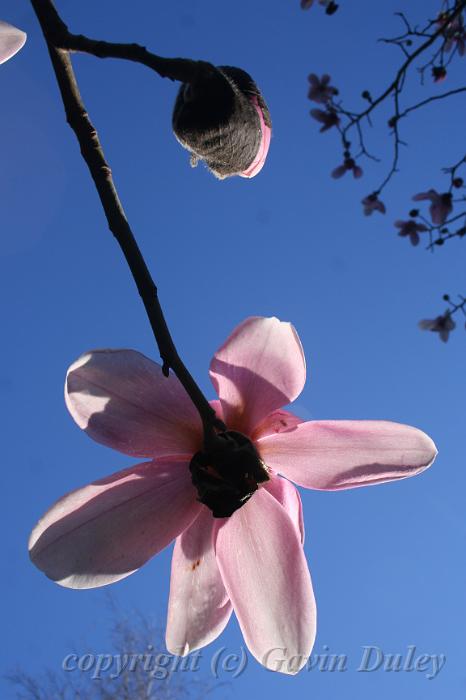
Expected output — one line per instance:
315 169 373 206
395 86 466 122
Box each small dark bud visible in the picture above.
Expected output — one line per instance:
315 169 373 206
326 1 339 15
361 90 372 102
443 294 450 301
343 149 351 159
432 65 447 82
388 116 397 129
409 208 419 218
452 177 463 188
434 238 445 246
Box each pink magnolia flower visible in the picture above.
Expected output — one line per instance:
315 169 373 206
310 107 340 132
395 219 429 246
29 317 437 673
419 312 456 342
307 73 338 104
412 189 453 225
0 20 26 65
362 193 386 216
332 157 363 179
441 13 466 56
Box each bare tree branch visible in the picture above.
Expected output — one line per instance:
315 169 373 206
30 0 225 441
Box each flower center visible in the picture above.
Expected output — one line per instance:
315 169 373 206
189 430 270 518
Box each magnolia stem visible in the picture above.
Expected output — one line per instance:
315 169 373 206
30 0 225 438
30 0 212 83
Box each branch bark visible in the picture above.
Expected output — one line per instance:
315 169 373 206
31 0 211 83
30 0 225 439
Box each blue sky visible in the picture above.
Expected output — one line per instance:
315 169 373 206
1 0 465 698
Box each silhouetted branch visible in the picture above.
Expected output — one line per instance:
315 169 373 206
30 0 225 440
32 0 212 84
308 1 466 199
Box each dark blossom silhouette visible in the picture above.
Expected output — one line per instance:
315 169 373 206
310 107 340 132
307 73 338 103
419 312 456 342
413 189 453 226
395 219 429 246
441 12 466 55
412 189 453 225
332 157 363 179
362 193 386 216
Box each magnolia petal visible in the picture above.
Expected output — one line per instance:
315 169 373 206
209 317 306 434
209 399 224 423
166 508 232 656
412 189 436 202
0 20 26 65
65 349 202 458
263 475 305 543
214 488 316 674
29 459 200 589
251 408 304 441
258 420 437 491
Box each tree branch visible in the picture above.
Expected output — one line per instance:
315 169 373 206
30 0 225 439
395 86 466 122
31 0 212 83
341 1 466 140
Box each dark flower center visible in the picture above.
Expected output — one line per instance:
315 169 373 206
189 430 270 518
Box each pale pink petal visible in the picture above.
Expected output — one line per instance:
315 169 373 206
166 508 232 656
310 108 326 123
251 408 305 441
263 475 305 543
29 458 200 589
413 189 437 203
0 20 26 64
65 349 203 458
214 488 316 674
258 420 437 490
209 317 306 434
331 164 347 178
209 399 224 423
418 319 436 331
439 329 450 342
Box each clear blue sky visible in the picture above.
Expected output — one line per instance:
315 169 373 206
1 0 465 698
